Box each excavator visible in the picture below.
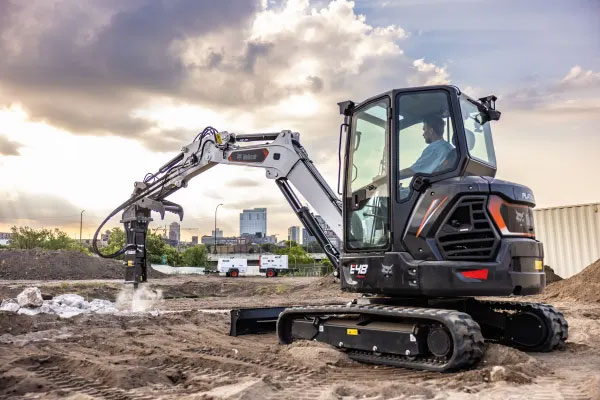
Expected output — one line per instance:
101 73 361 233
93 85 568 372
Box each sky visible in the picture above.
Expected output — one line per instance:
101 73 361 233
0 0 599 241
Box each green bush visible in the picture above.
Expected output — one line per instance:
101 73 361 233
9 226 90 255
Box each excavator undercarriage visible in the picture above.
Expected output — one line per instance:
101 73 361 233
94 85 568 372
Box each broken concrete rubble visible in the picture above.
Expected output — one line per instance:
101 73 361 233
16 287 43 308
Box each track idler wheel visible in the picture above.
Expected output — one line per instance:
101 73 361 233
427 327 453 358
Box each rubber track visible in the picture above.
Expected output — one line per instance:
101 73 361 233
277 304 485 372
475 300 568 351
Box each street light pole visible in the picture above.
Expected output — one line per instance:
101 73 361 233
79 210 85 244
214 203 223 255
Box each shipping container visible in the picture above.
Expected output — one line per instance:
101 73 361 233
534 203 600 278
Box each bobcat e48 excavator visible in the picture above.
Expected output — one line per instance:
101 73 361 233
93 85 568 372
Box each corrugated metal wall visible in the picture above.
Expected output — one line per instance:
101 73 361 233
534 203 600 278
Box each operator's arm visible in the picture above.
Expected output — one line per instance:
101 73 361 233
398 167 416 180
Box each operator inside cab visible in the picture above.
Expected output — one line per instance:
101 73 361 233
398 115 453 180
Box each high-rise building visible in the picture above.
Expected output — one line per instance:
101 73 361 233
302 228 316 246
211 228 223 237
288 226 300 244
169 222 181 243
240 208 267 237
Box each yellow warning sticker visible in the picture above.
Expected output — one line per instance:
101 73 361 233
127 260 134 267
346 328 359 336
535 260 543 271
216 133 223 144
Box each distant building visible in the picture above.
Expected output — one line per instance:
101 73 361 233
302 215 341 250
302 228 316 246
240 208 267 237
201 235 247 246
288 226 300 244
240 232 276 245
169 222 180 244
211 228 223 237
0 232 12 246
191 236 198 245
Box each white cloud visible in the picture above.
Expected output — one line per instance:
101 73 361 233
411 59 450 86
0 0 454 239
558 65 600 90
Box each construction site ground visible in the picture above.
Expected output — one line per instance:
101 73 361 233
1 274 599 400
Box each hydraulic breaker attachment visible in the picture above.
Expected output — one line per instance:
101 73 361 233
121 205 151 286
230 307 286 336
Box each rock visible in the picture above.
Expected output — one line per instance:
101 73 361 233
490 366 506 382
52 294 86 309
17 307 41 316
0 299 20 312
16 287 43 308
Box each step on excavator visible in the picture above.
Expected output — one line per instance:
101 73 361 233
93 85 568 372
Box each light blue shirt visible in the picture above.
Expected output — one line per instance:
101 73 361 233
411 139 454 174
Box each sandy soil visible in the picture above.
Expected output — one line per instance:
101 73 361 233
1 275 599 400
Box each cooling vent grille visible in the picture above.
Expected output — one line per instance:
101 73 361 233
436 197 499 261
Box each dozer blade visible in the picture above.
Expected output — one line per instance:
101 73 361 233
230 307 286 336
277 304 485 372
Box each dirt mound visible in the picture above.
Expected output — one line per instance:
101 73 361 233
545 265 563 284
0 249 167 280
449 344 548 387
544 258 600 303
280 341 354 370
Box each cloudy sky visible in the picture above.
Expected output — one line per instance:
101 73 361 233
0 0 599 241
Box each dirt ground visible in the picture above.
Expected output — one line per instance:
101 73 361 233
0 249 167 281
1 275 599 400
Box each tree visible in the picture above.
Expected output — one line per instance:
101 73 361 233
9 226 48 249
306 241 323 253
104 227 125 256
145 231 183 266
46 229 74 250
260 243 277 253
182 245 208 266
9 226 90 254
275 243 314 264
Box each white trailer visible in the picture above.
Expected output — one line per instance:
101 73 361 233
259 255 289 277
217 258 247 277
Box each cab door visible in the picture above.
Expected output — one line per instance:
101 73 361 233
392 88 461 253
344 96 391 252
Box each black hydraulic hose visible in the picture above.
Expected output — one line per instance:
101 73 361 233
92 172 174 258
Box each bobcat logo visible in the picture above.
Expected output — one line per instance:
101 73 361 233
381 264 393 278
515 209 525 224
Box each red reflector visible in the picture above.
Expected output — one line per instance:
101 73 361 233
461 269 488 280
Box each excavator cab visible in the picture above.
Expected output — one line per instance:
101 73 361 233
339 85 543 298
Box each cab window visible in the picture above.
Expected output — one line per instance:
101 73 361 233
397 91 457 201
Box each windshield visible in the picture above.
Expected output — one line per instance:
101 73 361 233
459 95 497 167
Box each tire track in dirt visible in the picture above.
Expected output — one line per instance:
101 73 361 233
26 364 154 400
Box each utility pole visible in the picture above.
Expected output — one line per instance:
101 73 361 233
80 210 85 244
214 203 223 255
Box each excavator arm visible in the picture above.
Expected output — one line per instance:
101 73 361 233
92 127 342 284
